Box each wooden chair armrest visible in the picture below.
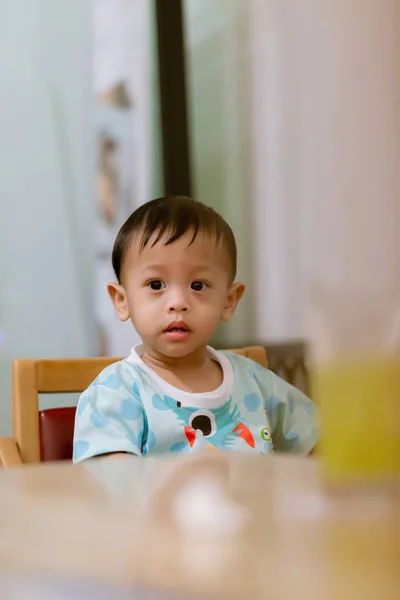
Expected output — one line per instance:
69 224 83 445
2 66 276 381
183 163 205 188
0 437 23 467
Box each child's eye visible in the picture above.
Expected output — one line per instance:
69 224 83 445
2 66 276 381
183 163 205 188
148 280 166 291
191 281 207 292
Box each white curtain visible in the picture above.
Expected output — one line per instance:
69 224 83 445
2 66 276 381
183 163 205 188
186 0 400 346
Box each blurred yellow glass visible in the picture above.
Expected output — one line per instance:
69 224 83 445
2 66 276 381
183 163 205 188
310 290 400 489
314 357 400 485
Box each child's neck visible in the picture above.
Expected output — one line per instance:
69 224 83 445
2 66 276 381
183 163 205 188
142 345 209 370
141 346 223 393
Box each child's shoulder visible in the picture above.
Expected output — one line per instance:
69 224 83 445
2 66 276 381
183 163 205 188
220 349 308 400
219 349 271 378
87 357 146 391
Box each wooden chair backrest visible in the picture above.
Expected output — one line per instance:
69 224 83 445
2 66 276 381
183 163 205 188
13 346 267 464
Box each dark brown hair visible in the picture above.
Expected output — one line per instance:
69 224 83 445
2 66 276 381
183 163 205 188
112 196 237 283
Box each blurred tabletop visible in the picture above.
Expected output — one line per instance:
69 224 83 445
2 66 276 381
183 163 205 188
0 452 399 600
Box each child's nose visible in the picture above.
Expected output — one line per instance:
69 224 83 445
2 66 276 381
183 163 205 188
169 305 187 312
167 289 189 312
168 302 188 313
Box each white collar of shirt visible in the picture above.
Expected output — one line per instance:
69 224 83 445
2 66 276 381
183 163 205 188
126 345 233 408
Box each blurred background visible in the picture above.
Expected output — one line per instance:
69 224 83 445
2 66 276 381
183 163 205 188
0 0 398 436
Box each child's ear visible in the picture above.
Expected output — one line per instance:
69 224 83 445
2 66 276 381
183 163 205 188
221 282 246 322
108 283 130 322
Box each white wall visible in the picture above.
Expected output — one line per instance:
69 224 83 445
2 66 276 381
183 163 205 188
0 0 95 434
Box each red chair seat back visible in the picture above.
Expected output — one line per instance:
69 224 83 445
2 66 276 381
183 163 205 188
39 407 77 462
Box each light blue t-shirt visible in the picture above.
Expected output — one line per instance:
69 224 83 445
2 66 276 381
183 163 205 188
73 346 318 463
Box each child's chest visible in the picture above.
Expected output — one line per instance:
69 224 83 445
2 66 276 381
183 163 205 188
141 382 273 456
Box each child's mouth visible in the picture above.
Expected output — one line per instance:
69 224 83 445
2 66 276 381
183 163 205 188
164 322 190 340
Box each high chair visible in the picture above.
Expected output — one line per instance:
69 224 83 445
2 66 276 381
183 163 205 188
0 347 267 467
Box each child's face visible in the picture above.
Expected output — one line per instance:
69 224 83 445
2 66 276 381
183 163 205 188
109 231 245 359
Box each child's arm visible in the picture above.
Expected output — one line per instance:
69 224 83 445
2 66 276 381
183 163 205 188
73 365 145 463
92 452 133 460
257 368 319 455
